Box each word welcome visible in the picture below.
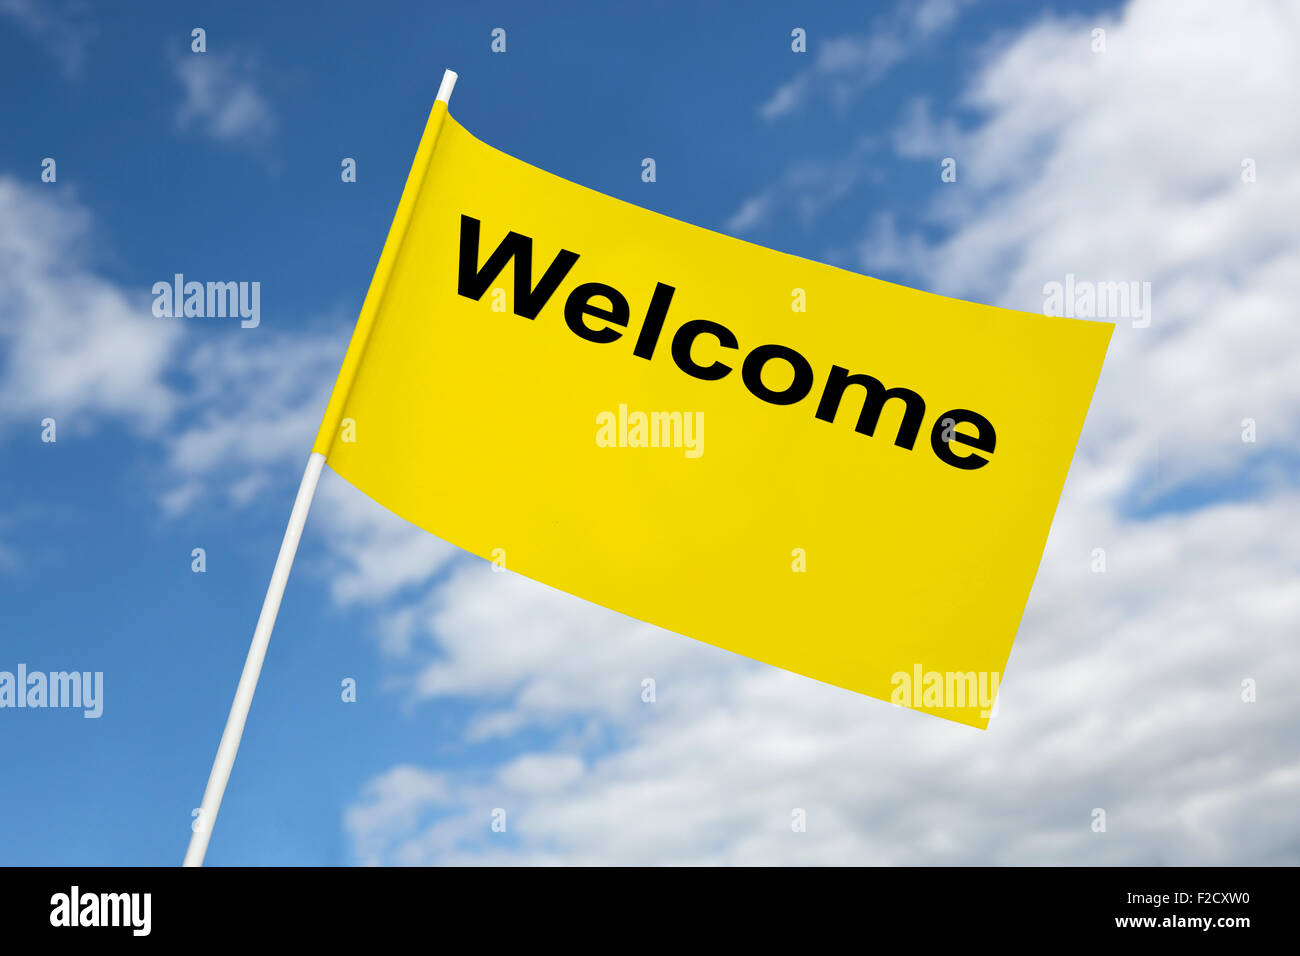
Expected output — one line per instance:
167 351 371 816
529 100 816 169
0 664 103 718
152 273 260 328
457 216 996 470
50 886 150 936
596 404 703 458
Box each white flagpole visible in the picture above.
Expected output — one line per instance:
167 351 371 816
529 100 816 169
182 451 325 867
183 70 458 867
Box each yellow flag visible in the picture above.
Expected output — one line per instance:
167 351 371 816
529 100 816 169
314 101 1112 729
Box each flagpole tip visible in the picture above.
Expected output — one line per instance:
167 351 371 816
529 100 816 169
437 70 458 104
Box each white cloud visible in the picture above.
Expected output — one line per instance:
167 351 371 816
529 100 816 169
0 0 95 77
896 0 1300 498
150 326 460 608
497 753 585 794
722 139 878 235
0 179 179 434
403 563 746 723
722 194 772 234
314 469 460 610
855 211 931 277
345 765 449 867
0 224 461 604
891 97 964 160
759 0 974 120
760 34 907 121
345 490 1300 865
171 49 275 145
163 332 339 491
0 176 361 567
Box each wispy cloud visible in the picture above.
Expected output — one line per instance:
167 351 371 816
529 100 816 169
759 0 973 120
0 179 179 434
854 211 931 277
0 0 96 78
170 48 275 146
723 136 879 235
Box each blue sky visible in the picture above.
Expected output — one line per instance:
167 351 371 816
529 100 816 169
3 0 1298 867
